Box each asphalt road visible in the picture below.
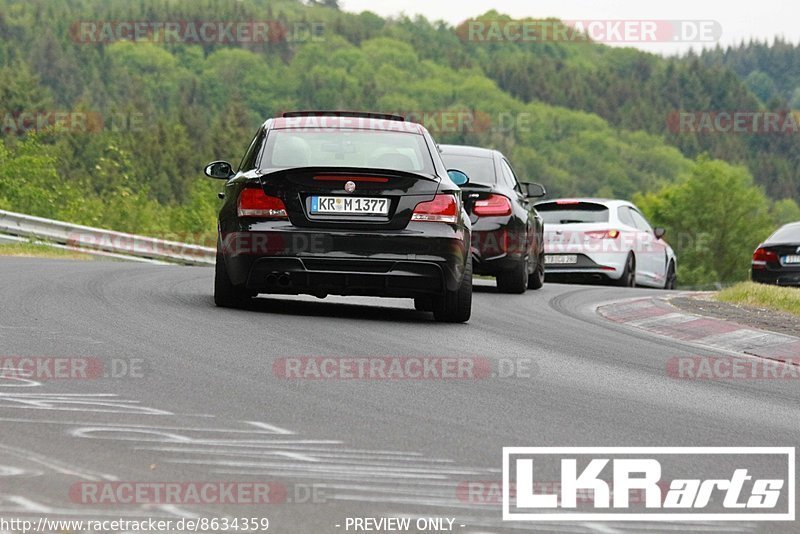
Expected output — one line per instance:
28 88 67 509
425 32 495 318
0 257 797 533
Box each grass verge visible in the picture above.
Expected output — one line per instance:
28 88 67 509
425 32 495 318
716 281 800 316
0 242 93 260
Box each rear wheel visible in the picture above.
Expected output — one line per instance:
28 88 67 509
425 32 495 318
214 252 252 308
614 253 636 287
433 257 472 323
496 258 528 294
527 252 545 290
663 261 677 290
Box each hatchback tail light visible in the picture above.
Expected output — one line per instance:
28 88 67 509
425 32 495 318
237 188 288 218
585 229 620 239
411 194 459 224
752 246 778 270
473 194 512 216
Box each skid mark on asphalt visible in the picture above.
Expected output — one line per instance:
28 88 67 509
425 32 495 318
0 358 762 533
0 444 115 481
0 392 171 414
0 448 194 520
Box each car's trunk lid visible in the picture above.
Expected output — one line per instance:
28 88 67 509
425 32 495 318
258 166 440 230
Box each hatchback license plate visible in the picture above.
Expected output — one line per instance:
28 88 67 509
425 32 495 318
545 254 577 264
783 255 800 264
311 196 389 215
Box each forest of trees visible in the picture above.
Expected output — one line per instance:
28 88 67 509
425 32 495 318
700 39 800 107
0 0 798 285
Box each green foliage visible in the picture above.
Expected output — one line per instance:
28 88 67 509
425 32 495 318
0 137 218 243
744 70 778 103
0 0 796 283
0 136 75 216
770 198 800 226
701 39 800 104
634 157 774 286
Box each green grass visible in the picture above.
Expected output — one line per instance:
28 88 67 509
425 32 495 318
0 242 93 260
716 281 800 316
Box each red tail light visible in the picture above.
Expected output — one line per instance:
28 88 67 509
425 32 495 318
237 188 288 218
752 246 778 270
473 194 512 216
585 229 620 239
411 194 459 224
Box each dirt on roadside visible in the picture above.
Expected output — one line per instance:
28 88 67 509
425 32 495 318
669 294 800 339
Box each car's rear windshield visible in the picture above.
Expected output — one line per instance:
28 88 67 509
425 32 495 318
440 153 496 185
536 201 610 224
260 129 435 174
767 223 800 244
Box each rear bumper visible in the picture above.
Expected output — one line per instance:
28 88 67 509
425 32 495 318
220 222 469 297
543 251 627 280
471 221 527 275
752 269 800 286
246 257 445 297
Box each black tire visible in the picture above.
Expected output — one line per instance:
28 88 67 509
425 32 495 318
614 253 636 287
214 252 252 308
663 261 677 290
528 252 545 290
413 297 433 312
433 257 472 323
496 258 528 294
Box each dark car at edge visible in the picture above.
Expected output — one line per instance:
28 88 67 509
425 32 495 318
438 144 546 293
204 111 474 322
752 221 800 286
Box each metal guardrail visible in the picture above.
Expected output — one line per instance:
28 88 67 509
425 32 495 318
0 209 215 265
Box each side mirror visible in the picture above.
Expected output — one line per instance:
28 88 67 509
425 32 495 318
447 169 469 186
524 182 546 198
204 161 234 180
654 227 666 239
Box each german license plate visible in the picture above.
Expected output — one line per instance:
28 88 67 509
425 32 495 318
783 255 800 264
545 254 577 264
311 196 389 215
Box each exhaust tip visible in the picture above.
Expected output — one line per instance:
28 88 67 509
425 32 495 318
277 274 292 288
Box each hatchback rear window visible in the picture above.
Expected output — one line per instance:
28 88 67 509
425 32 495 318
536 202 610 224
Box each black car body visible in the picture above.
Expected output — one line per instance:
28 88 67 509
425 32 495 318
204 111 473 322
439 145 546 293
752 222 800 286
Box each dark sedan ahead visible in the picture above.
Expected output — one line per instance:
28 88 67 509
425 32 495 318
439 145 546 293
204 111 473 323
752 221 800 286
